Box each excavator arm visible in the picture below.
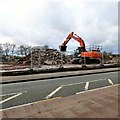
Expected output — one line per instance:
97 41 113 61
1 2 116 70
60 32 86 52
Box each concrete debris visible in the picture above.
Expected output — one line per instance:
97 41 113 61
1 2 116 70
16 49 72 65
104 57 119 64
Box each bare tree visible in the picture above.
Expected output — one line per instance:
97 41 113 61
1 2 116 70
18 45 31 57
10 44 16 56
18 45 25 57
0 44 3 57
24 46 31 56
3 43 11 56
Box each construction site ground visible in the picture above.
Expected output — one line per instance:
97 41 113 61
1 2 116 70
1 84 119 118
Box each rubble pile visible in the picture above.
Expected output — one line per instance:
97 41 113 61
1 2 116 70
16 49 72 65
105 57 119 64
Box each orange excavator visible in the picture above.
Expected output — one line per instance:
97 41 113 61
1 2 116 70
59 32 102 64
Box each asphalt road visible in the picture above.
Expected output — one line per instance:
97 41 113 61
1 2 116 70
1 71 119 109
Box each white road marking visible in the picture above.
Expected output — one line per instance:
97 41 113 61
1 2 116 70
62 79 105 87
89 79 106 83
45 86 63 99
85 82 89 90
0 91 27 97
108 79 114 85
45 79 107 99
1 96 61 111
76 84 118 95
63 82 84 87
0 93 22 104
0 93 16 97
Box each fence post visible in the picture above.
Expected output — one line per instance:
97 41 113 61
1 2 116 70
38 49 41 68
30 47 33 70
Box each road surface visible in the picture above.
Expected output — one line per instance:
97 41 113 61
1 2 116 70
1 71 118 109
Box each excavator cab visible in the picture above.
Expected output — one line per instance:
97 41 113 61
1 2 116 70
74 47 83 57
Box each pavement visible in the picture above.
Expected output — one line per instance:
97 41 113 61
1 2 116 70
1 67 119 84
1 84 119 118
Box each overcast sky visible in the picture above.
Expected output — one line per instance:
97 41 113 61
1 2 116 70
0 0 118 53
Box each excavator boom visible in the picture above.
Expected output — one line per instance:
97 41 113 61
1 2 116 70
61 32 86 52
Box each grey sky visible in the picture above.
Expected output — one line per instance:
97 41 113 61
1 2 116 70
0 0 118 53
